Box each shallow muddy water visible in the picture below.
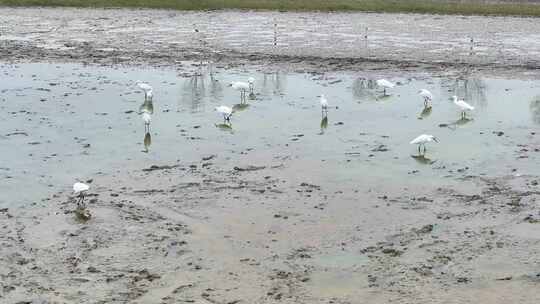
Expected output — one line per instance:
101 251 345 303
2 62 540 207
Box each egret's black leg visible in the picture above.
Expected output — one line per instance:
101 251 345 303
77 194 85 208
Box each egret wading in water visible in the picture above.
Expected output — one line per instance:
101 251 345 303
142 111 151 132
248 77 255 94
320 94 328 115
136 81 153 101
73 182 90 208
230 81 250 102
216 105 233 123
410 134 439 155
452 95 474 118
376 79 395 96
418 89 433 108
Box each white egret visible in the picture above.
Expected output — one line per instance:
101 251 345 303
73 182 90 207
452 95 474 118
142 111 151 132
418 89 433 108
376 79 395 96
215 105 233 122
230 81 250 101
320 94 328 114
136 81 153 100
248 77 255 93
410 134 439 154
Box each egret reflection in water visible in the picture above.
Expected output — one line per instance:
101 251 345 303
439 117 474 130
143 132 152 153
530 95 540 124
262 71 285 95
139 99 154 114
376 94 392 102
411 154 436 165
215 123 233 132
441 74 487 109
352 78 377 101
454 116 473 126
180 72 224 112
319 115 328 134
418 106 432 119
233 103 250 112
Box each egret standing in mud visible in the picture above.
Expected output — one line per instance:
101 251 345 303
377 79 395 96
230 81 249 102
452 95 474 118
418 89 433 108
410 134 439 154
136 81 153 100
142 111 151 132
248 77 255 93
216 105 233 123
73 182 90 207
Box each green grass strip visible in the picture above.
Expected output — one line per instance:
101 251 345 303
1 0 540 17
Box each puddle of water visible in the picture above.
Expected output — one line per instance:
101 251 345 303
306 250 370 298
307 270 369 297
309 251 369 269
2 62 540 207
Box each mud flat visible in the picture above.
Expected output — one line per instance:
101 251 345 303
1 8 540 304
0 8 540 75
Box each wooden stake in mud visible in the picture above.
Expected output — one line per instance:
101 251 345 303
364 26 369 48
273 19 277 46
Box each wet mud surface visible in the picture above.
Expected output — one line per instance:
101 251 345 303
1 8 540 75
1 7 540 304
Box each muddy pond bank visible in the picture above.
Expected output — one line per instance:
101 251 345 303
1 8 540 76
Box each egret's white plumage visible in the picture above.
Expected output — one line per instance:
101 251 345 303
247 77 255 93
410 134 438 145
419 89 433 101
453 96 474 111
410 134 438 154
231 81 249 91
216 105 233 121
73 182 90 207
376 79 395 89
136 81 153 100
73 182 89 194
419 89 433 107
376 79 395 95
230 81 250 100
320 94 328 110
136 81 153 92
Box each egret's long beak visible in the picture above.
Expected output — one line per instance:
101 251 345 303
433 137 439 143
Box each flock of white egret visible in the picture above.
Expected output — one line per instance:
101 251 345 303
215 77 475 155
72 76 477 206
